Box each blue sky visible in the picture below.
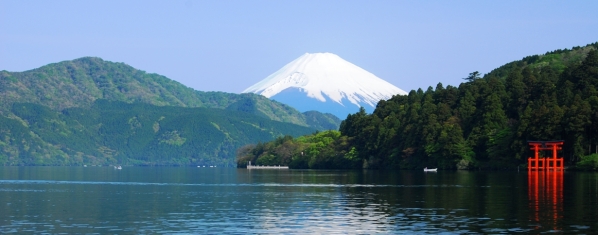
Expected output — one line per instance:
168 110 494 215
1 1 597 93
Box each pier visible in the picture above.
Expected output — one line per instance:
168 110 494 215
247 161 289 169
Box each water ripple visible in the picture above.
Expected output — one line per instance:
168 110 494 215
0 180 475 189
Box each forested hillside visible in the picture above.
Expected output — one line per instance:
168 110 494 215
238 42 598 170
0 57 340 130
0 100 316 166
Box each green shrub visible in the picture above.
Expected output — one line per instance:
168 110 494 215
577 154 598 170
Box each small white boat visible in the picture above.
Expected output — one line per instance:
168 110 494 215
424 167 437 172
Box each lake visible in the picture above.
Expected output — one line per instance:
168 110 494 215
0 167 596 234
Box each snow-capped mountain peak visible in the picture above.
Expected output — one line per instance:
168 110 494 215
243 53 407 118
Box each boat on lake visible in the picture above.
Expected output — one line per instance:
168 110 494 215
424 167 437 172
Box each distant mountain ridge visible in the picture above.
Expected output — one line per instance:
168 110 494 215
0 57 340 130
0 57 343 166
1 100 316 166
243 53 407 118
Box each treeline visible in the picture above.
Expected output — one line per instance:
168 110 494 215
238 44 598 170
236 131 359 169
0 100 316 166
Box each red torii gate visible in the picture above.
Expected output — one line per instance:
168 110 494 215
527 140 564 171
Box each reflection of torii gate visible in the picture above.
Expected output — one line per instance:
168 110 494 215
527 140 564 171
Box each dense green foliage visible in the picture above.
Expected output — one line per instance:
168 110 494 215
577 154 598 170
236 130 358 169
0 57 340 129
239 42 598 170
486 43 598 80
0 100 316 166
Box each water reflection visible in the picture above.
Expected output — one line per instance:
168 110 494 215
528 170 563 232
0 167 597 233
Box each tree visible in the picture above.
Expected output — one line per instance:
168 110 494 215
505 69 526 119
463 71 481 82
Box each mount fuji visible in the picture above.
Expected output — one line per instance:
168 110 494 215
242 53 408 119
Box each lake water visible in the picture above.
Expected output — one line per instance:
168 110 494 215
0 167 596 234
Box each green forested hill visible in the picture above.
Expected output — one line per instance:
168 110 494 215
1 100 316 166
485 42 598 79
0 57 340 129
302 111 342 131
239 42 598 170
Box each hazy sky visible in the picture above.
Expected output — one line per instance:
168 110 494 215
2 1 597 93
